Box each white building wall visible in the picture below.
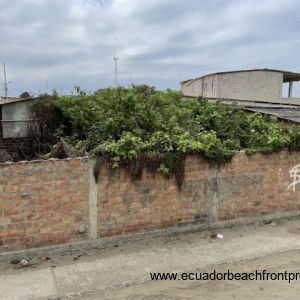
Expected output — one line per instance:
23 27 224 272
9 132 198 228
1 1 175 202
180 81 191 96
181 75 218 98
181 79 203 97
248 71 283 102
202 75 218 98
217 71 283 102
217 72 250 100
181 70 283 103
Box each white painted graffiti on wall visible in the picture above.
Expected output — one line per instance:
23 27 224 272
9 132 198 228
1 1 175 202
288 164 300 192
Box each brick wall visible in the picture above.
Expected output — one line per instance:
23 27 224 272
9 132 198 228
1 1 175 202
1 151 300 253
97 156 214 236
218 151 300 220
0 158 89 252
97 151 300 237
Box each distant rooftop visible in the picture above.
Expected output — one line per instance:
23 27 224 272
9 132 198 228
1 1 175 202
181 68 300 84
0 97 34 105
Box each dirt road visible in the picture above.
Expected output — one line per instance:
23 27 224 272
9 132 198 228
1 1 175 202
82 250 300 299
2 218 300 299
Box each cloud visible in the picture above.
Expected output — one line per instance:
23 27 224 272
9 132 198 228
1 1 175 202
0 0 299 96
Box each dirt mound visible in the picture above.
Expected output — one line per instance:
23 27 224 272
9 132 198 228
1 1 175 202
43 139 85 159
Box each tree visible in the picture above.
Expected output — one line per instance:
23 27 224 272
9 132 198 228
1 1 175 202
19 91 31 98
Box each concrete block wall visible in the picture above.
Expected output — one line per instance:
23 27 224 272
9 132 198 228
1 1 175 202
181 70 283 102
181 79 202 97
1 151 300 253
1 99 35 138
202 75 218 98
247 71 283 102
0 106 33 155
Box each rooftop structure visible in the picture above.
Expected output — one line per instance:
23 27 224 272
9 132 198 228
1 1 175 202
181 68 300 105
0 97 36 139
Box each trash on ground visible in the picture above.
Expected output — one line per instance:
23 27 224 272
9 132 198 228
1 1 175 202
210 233 224 239
12 259 36 270
20 259 29 266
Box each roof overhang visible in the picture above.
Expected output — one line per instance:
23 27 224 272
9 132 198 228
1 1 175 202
282 71 300 82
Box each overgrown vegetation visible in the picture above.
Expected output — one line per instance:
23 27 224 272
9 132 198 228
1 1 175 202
30 85 300 186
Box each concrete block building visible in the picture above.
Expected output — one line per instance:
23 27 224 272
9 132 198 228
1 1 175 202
181 69 300 105
0 97 35 153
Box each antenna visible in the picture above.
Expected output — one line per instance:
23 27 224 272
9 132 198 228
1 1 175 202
3 63 8 100
113 49 119 87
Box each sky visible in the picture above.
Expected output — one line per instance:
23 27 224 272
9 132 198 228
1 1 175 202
0 0 300 96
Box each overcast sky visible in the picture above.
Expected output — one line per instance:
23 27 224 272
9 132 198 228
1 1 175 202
0 0 299 96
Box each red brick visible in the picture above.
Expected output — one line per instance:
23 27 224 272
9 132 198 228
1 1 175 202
0 158 89 253
2 152 300 252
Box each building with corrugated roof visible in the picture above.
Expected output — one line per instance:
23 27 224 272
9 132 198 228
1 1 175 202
181 69 300 105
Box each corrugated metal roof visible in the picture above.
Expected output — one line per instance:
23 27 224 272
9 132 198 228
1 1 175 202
199 97 300 124
244 106 300 124
210 99 300 124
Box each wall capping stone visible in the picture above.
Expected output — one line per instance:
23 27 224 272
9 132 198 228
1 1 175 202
0 156 89 167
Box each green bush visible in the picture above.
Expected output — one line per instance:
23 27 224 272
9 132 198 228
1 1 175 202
36 85 300 180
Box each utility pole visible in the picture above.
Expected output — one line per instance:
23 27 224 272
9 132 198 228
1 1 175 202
3 63 8 100
113 49 119 87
